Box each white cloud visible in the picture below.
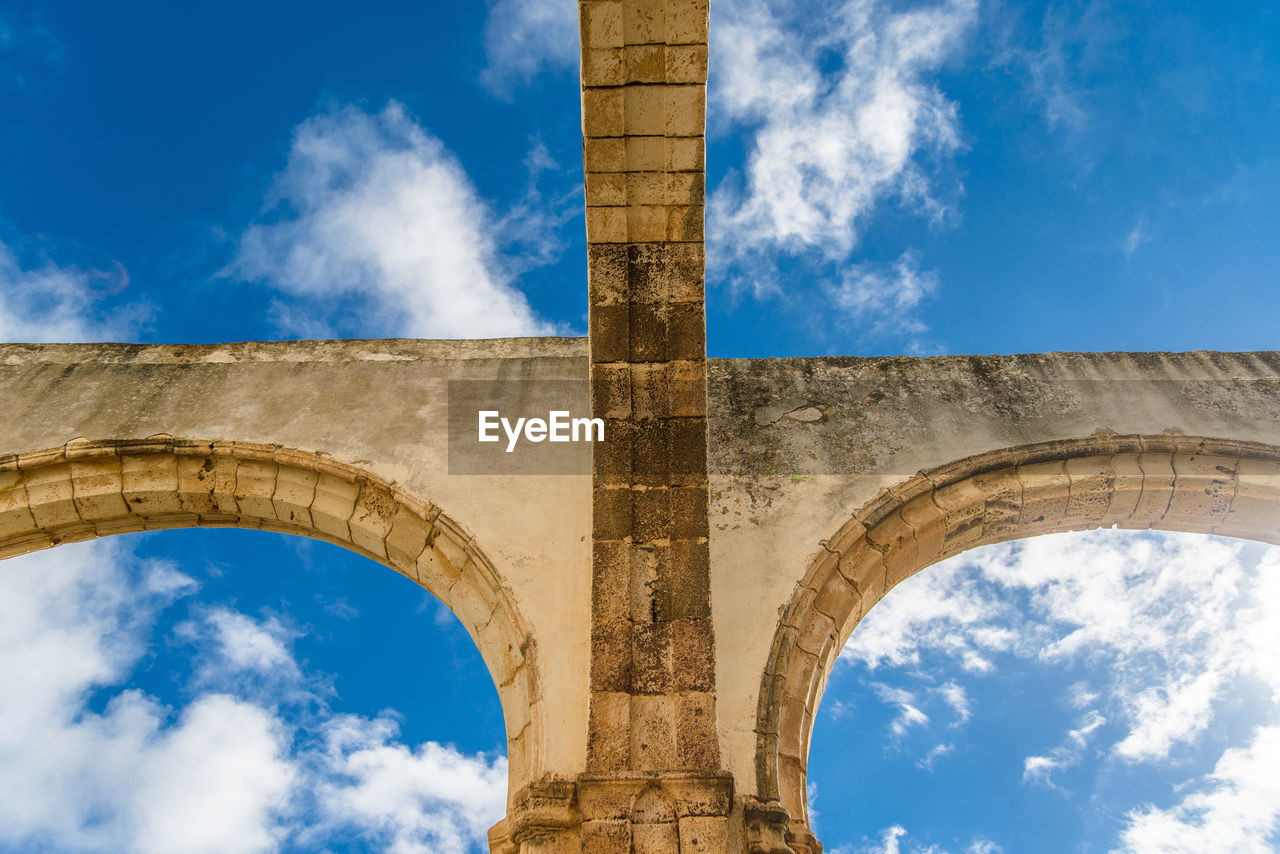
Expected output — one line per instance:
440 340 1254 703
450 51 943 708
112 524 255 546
1022 709 1106 787
938 681 970 724
480 0 578 92
841 559 1015 673
0 240 139 342
836 825 1001 854
0 542 295 854
966 842 1004 854
232 102 559 340
175 607 303 695
985 1 1119 136
0 537 507 853
874 683 930 738
206 610 297 673
832 529 1280 853
310 715 507 854
708 0 975 319
1123 216 1149 256
993 7 1086 132
846 531 1280 769
129 695 297 854
1115 724 1280 854
829 251 939 351
869 825 908 854
916 741 954 771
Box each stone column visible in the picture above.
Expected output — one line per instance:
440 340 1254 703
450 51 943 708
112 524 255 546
579 0 732 850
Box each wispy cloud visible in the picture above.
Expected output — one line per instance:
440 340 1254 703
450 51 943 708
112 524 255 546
834 825 1003 854
846 532 1280 769
938 681 970 725
0 539 506 853
829 251 940 352
873 683 930 738
1116 724 1280 853
0 240 140 342
479 0 578 93
1022 709 1107 787
174 607 307 699
1123 216 1149 256
232 101 563 340
708 0 975 342
916 741 954 771
841 558 1016 674
985 0 1120 136
0 12 65 94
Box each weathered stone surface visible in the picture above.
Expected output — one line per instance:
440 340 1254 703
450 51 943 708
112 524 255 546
3 343 1278 853
3 0 1280 846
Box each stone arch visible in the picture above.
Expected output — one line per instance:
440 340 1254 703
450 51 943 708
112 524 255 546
753 433 1280 848
0 436 544 806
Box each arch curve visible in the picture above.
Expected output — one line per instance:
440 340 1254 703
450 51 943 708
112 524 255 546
0 436 544 805
754 433 1280 842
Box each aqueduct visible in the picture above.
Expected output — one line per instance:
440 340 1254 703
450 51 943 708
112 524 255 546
1 2 1278 851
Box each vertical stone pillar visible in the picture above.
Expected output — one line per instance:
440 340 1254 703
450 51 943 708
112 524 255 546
579 1 731 851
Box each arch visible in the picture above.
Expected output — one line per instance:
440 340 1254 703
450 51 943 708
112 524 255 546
0 437 543 807
754 433 1280 844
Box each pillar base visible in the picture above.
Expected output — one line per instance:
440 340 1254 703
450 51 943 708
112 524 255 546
492 771 735 853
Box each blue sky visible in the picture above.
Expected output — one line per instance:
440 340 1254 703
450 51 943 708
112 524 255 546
1 0 1279 852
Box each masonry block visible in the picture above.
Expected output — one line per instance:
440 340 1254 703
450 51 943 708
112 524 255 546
622 0 665 43
1166 453 1236 524
624 43 666 82
586 136 626 173
384 506 433 577
587 206 628 243
679 816 728 853
632 821 679 852
586 171 628 207
1225 457 1280 542
308 472 357 541
1106 453 1145 522
475 614 525 693
630 694 680 769
666 539 710 618
449 566 500 638
675 691 720 769
974 468 1022 540
1135 452 1176 521
120 454 182 517
664 0 708 44
69 457 127 522
664 87 705 136
347 483 397 559
671 618 715 691
587 692 631 771
665 136 703 171
0 479 35 541
1065 456 1115 522
1016 460 1070 529
631 485 668 539
899 492 945 568
592 615 635 692
626 136 665 171
580 819 630 853
583 46 625 86
666 43 708 83
24 464 78 530
272 465 318 528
